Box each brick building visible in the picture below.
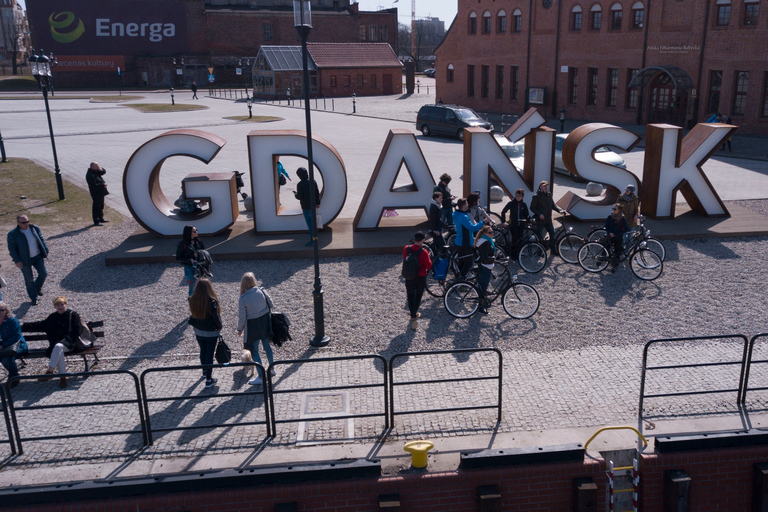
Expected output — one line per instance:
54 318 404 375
25 0 398 89
435 0 768 134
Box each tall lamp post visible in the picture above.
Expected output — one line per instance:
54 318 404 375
294 0 330 348
29 50 65 200
239 58 251 99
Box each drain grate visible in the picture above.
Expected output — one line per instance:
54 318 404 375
296 391 354 445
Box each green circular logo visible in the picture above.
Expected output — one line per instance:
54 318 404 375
49 11 85 43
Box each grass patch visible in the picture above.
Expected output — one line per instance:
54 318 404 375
0 76 38 91
0 95 98 101
123 103 208 113
90 95 144 103
0 158 124 231
223 115 283 123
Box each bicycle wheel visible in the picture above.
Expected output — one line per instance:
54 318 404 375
444 281 481 318
425 270 449 298
587 228 607 242
642 237 666 261
488 212 503 225
502 283 540 319
578 242 609 272
518 242 547 273
630 248 663 280
556 233 584 264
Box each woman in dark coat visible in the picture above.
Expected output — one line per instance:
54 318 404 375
0 301 26 387
176 225 204 296
188 279 222 388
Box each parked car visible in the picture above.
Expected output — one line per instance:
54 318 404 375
424 68 436 78
554 133 627 181
494 134 525 170
416 104 493 141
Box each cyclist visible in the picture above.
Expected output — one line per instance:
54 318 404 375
605 203 629 270
530 181 564 252
428 191 446 248
474 225 496 315
618 184 639 228
434 173 456 227
500 188 530 252
453 198 487 278
467 191 493 225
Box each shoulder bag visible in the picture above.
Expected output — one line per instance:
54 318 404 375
70 311 95 351
215 336 231 364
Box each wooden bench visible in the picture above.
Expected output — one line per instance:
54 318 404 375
17 321 105 373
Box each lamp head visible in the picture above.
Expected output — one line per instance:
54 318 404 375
28 52 39 75
293 0 312 28
37 52 51 76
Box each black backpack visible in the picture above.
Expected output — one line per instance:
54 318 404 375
401 246 423 280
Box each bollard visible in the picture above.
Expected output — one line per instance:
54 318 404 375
403 440 433 468
352 93 356 113
170 88 175 105
0 130 7 163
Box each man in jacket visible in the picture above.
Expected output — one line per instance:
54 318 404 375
428 191 445 248
433 173 456 227
86 162 109 226
530 181 563 251
7 215 49 305
452 198 486 278
294 167 321 246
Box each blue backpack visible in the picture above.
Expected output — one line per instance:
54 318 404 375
432 257 449 280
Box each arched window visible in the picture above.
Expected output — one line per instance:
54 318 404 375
513 9 523 32
743 0 759 26
610 3 623 30
590 4 603 30
571 5 583 30
447 64 455 83
482 11 492 34
497 10 507 33
631 1 644 28
469 12 477 34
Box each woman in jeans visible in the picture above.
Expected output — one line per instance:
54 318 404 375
188 278 222 389
474 225 496 315
237 272 276 386
21 296 81 388
0 301 26 387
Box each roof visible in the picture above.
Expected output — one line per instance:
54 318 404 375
258 46 317 72
307 43 403 69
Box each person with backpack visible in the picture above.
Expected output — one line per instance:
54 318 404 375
176 225 205 296
402 232 432 330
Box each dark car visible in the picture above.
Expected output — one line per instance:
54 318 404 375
416 104 493 141
424 68 436 78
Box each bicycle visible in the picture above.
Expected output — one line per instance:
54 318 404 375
535 212 586 264
586 216 666 261
492 219 548 273
443 263 540 319
577 221 664 280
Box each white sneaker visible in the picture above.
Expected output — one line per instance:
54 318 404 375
248 377 263 386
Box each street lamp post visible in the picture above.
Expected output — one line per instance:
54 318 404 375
0 130 7 163
240 58 251 99
247 97 253 119
294 0 330 348
559 106 566 134
170 87 175 105
28 50 65 200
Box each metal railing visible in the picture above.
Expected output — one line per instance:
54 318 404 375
6 370 147 455
140 363 271 444
740 333 768 404
0 386 16 455
268 355 389 436
638 335 749 423
389 348 503 424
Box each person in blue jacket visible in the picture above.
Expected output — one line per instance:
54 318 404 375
452 198 486 278
0 301 26 387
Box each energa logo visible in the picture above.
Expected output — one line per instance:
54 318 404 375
49 11 85 43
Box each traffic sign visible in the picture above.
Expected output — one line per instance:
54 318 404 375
208 74 215 82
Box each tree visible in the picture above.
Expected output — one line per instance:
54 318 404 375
397 20 444 72
1 11 24 75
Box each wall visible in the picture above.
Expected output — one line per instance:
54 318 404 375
318 66 402 97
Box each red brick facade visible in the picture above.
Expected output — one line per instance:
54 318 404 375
435 0 768 134
318 66 402 97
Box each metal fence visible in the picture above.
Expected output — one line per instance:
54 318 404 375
740 333 768 404
0 387 16 455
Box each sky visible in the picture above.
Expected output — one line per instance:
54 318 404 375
16 0 458 26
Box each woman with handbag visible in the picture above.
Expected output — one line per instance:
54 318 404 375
188 278 222 389
237 272 276 386
21 296 82 388
0 301 27 387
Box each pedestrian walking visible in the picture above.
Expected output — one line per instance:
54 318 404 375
176 225 205 296
0 301 26 387
86 162 109 226
530 181 564 252
7 214 49 306
237 272 276 386
402 231 432 330
191 81 198 99
188 279 222 389
293 167 321 246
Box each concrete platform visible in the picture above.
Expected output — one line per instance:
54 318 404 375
105 203 768 265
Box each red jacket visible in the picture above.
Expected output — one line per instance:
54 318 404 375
403 244 433 277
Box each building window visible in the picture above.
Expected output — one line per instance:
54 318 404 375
762 72 768 117
568 67 579 104
343 75 351 87
380 25 388 41
496 65 504 99
606 68 618 107
370 74 377 87
330 75 337 87
481 65 489 98
358 75 364 87
744 0 759 25
469 12 477 34
708 70 722 113
611 3 623 30
263 23 273 41
369 25 378 40
733 71 749 116
591 5 602 29
511 66 519 100
587 68 598 105
359 24 367 40
447 64 455 83
482 11 492 33
571 6 583 30
468 65 475 97
631 2 644 28
716 0 731 25
626 68 639 108
513 9 523 32
497 10 507 33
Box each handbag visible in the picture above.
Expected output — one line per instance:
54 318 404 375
215 336 231 364
269 311 292 347
315 209 323 230
0 339 26 359
71 312 95 351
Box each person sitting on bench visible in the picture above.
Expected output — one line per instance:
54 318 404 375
21 296 82 388
0 301 26 387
